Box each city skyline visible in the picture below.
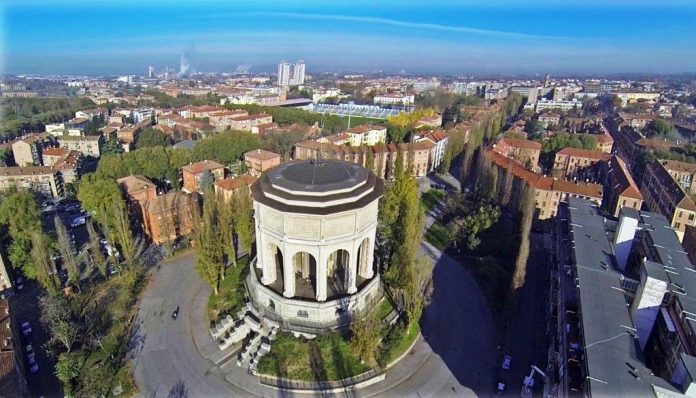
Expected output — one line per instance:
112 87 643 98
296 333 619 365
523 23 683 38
3 0 696 76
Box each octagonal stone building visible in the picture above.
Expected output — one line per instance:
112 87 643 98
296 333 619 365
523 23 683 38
247 159 385 331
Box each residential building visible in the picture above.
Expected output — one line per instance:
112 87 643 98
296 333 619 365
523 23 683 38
228 114 273 132
277 60 305 86
615 90 661 107
244 149 281 176
546 197 696 397
52 150 83 185
509 86 539 103
346 125 387 146
143 191 196 244
57 135 102 158
317 132 349 146
535 98 582 112
416 131 449 172
11 133 54 166
602 155 644 217
0 252 12 298
660 160 696 195
182 160 225 193
117 175 158 230
373 93 415 107
208 109 249 131
41 147 70 167
0 298 28 397
594 133 614 153
294 140 433 179
552 147 611 179
214 175 257 203
682 225 696 266
492 137 541 169
414 114 443 129
485 150 603 220
538 113 561 128
0 166 61 197
642 160 696 241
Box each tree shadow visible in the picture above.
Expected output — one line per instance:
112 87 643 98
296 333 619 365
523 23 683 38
419 253 498 396
166 379 188 398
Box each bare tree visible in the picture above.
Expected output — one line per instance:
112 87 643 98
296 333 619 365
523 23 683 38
86 220 109 278
54 215 80 289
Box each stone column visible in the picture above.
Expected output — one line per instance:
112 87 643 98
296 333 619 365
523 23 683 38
283 248 295 298
347 243 358 294
365 228 377 279
316 248 328 302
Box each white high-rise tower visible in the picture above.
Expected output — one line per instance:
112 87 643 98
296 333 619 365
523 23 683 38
291 60 305 86
277 61 291 86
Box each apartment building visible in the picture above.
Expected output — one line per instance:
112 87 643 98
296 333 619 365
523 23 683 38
414 114 443 129
416 131 449 172
208 109 249 131
346 124 387 147
492 137 541 169
485 150 603 220
602 155 643 217
373 93 415 106
642 160 696 241
57 135 102 158
143 191 196 244
214 175 257 203
661 160 696 195
244 149 281 176
182 160 225 193
0 166 61 197
552 147 611 179
11 133 54 166
294 140 433 179
117 175 158 231
594 133 614 153
228 114 273 132
546 198 696 397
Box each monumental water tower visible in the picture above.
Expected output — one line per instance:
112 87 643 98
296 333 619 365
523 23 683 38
247 159 384 331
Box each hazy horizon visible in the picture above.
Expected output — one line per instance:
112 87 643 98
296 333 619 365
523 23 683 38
3 0 696 76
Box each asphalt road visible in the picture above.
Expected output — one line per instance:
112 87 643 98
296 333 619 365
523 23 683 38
9 282 63 397
499 232 550 396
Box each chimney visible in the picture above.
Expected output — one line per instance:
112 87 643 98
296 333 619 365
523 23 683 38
614 207 639 271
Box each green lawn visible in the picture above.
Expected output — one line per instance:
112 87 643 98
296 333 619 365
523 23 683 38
207 256 249 323
257 332 370 381
424 222 451 250
378 320 421 367
376 297 397 320
420 189 446 212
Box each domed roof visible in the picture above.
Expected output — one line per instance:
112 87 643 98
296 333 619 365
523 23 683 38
268 160 369 195
251 160 383 215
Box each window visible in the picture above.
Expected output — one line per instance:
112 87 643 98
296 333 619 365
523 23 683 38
297 310 309 318
676 223 682 229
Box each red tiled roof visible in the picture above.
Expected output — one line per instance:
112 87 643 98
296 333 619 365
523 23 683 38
182 160 225 174
244 149 280 161
499 137 541 150
215 175 257 191
42 147 69 157
556 147 611 160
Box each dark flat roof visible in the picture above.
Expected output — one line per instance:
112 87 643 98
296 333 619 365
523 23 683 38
267 160 368 194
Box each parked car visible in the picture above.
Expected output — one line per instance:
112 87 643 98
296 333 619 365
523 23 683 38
100 239 120 258
15 277 24 290
28 354 39 374
502 355 512 370
20 321 31 336
70 216 87 228
25 343 34 355
495 379 506 395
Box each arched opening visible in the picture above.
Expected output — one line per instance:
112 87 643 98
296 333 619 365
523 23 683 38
292 251 317 299
357 238 371 278
268 244 284 294
327 249 350 296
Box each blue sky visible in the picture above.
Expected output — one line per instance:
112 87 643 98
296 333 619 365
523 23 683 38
2 0 696 75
